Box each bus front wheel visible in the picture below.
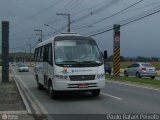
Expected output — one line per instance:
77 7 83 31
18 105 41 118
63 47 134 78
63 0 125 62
49 82 57 99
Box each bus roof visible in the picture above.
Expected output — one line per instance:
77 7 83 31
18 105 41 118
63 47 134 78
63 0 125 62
34 33 93 48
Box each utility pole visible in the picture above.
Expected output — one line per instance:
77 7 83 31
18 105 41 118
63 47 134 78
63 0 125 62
113 24 120 76
56 13 71 32
34 29 42 42
2 21 9 83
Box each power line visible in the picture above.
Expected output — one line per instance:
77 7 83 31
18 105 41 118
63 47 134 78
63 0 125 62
74 0 144 30
10 40 38 52
10 0 160 43
11 0 63 28
117 1 160 16
44 0 81 27
43 0 121 37
11 0 120 39
67 0 83 12
57 0 75 13
88 6 160 37
121 6 160 26
44 0 159 37
55 0 143 33
72 0 109 15
64 0 81 12
71 0 121 25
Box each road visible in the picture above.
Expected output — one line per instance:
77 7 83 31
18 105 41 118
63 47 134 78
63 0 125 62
12 66 160 120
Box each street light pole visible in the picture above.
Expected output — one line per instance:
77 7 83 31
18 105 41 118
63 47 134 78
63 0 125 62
34 29 42 42
44 24 61 33
56 13 71 32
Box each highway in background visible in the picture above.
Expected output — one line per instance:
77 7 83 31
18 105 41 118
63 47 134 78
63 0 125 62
12 66 160 120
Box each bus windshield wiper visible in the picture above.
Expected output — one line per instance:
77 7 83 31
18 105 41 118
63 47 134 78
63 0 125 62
57 61 81 64
80 61 102 64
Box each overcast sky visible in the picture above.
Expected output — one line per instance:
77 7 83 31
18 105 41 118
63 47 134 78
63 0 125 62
0 0 160 57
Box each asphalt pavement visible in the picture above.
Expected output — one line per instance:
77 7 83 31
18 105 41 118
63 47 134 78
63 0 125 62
10 66 160 120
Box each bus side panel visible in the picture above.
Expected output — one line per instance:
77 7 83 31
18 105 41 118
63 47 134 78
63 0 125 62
43 62 54 87
35 62 44 85
45 63 54 87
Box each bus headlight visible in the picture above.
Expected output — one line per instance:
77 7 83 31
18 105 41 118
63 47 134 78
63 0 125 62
96 74 105 79
54 75 69 80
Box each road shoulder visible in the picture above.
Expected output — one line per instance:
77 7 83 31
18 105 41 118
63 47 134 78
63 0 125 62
0 67 35 120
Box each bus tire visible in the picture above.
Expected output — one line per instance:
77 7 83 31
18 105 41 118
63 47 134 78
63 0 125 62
91 89 100 97
49 81 57 99
38 83 44 90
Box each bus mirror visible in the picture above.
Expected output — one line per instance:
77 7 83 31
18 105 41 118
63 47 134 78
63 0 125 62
101 52 104 57
104 50 108 60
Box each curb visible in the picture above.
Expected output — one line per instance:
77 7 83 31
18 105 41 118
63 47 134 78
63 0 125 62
10 66 54 120
0 110 27 114
10 67 32 114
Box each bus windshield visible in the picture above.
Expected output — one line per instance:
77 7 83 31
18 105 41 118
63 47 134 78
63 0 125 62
54 39 103 67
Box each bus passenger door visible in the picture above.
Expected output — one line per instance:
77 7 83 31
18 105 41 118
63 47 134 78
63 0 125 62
35 47 44 85
43 44 53 87
37 62 44 84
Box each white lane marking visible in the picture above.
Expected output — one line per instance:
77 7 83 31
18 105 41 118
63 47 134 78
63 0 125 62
100 92 122 100
107 80 160 92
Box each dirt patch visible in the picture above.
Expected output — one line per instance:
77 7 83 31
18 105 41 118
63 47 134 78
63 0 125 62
0 80 25 111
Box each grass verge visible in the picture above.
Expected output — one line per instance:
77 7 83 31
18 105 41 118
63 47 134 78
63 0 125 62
106 75 160 86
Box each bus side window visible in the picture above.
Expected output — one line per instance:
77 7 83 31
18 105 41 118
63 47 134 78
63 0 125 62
43 44 53 65
40 47 44 62
43 46 48 62
48 44 53 65
37 47 40 62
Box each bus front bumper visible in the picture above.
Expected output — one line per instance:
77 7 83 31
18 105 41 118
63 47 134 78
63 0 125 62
52 79 105 91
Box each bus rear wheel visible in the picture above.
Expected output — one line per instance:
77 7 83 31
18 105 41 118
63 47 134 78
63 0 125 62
91 89 100 97
38 83 44 90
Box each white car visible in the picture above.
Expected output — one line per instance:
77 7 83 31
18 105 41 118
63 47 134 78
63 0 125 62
124 62 156 79
18 64 29 72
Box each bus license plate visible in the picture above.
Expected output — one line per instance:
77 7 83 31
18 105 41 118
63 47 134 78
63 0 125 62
79 84 88 88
